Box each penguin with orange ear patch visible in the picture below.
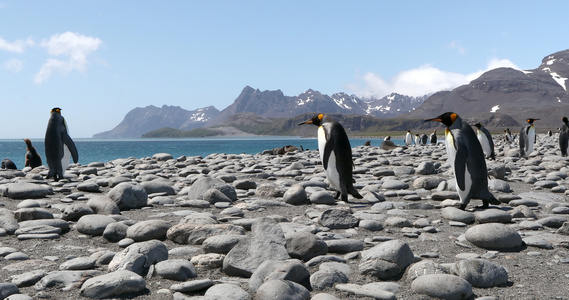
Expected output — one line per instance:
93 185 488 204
299 114 362 202
425 112 500 210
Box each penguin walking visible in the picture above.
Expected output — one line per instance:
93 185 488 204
1 159 17 170
430 130 437 144
24 138 42 169
559 117 569 156
45 107 78 181
299 114 362 202
405 130 413 146
425 112 500 210
504 128 513 142
473 123 495 160
519 118 539 159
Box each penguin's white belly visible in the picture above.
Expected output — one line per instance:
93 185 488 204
318 126 341 190
477 132 491 158
446 131 472 204
526 127 535 154
61 145 72 176
405 134 412 145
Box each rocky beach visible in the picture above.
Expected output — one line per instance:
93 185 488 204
0 133 568 300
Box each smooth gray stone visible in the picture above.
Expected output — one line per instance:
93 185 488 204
537 216 569 228
0 283 19 299
103 222 129 242
441 207 475 224
203 188 233 204
14 208 53 222
256 183 285 197
4 252 29 260
510 205 537 219
91 250 116 266
430 191 459 200
518 220 543 230
202 234 245 254
170 279 214 293
522 236 553 249
558 222 569 235
14 225 61 235
17 233 60 240
381 179 409 190
359 219 384 231
325 239 364 253
283 184 309 205
168 246 202 259
59 256 97 270
552 206 569 214
249 259 310 294
223 217 290 277
80 270 146 299
167 223 245 244
406 260 448 281
87 195 121 215
152 153 173 161
465 223 523 249
534 180 558 188
305 255 347 267
508 199 539 207
61 203 94 221
335 283 396 300
309 191 336 205
2 182 52 199
310 269 348 290
412 176 445 190
359 240 414 279
451 259 508 287
77 181 100 192
411 274 472 299
415 161 436 175
233 179 257 190
319 262 352 276
107 182 148 210
141 179 176 195
488 179 511 192
76 215 117 236
108 240 168 276
155 259 197 281
0 209 20 234
203 283 251 300
285 232 328 261
318 209 359 229
11 269 47 287
186 177 237 201
383 216 412 228
126 219 170 242
35 270 103 291
255 279 310 300
474 209 512 224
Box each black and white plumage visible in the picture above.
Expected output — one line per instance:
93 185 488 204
299 114 362 202
421 134 428 145
560 117 569 157
425 112 500 210
430 130 437 144
45 107 78 181
405 131 412 146
504 128 513 142
519 118 539 159
473 123 495 160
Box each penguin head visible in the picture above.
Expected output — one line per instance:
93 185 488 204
526 118 539 124
299 114 324 127
473 122 482 129
562 116 568 124
51 107 62 114
424 112 458 128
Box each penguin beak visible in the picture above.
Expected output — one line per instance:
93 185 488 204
424 117 442 123
298 120 313 126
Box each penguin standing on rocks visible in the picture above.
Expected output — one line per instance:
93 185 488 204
504 128 513 142
414 134 421 146
559 117 569 156
473 123 495 160
425 112 500 210
430 130 437 144
421 134 428 145
299 114 362 202
24 138 42 169
519 118 539 159
405 130 413 146
45 107 78 181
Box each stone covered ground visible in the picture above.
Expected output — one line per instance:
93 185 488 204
0 133 568 300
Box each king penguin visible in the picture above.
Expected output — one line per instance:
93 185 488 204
519 118 539 159
24 138 42 169
430 130 437 144
45 107 78 181
414 134 421 146
473 123 495 160
425 112 500 210
405 130 413 146
504 128 513 143
559 117 569 156
299 114 362 202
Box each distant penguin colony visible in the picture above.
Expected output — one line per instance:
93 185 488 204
405 130 412 146
424 112 500 210
299 114 362 202
24 138 42 169
473 122 495 160
560 117 569 156
45 107 79 181
519 118 539 159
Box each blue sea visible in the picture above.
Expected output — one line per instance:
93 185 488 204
0 137 405 169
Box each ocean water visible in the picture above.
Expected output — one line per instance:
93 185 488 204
0 137 404 169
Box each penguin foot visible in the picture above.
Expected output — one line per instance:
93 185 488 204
459 204 467 210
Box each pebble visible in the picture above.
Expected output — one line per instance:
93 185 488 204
0 136 567 299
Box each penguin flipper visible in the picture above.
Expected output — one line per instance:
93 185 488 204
454 145 468 191
62 133 79 163
322 134 334 170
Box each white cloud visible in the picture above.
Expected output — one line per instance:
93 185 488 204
0 37 34 53
4 58 24 73
348 58 520 99
34 32 102 84
448 40 466 55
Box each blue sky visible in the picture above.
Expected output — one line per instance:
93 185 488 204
1 1 568 138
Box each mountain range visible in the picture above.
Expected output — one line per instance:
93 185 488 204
94 49 569 138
